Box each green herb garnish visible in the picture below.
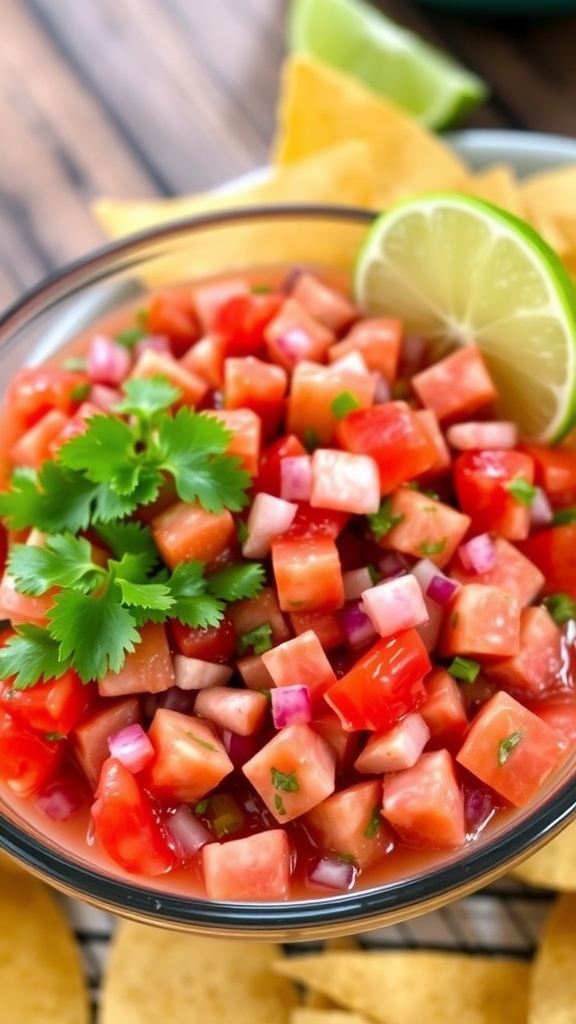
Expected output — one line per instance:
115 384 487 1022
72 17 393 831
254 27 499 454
498 729 525 766
271 767 300 793
330 390 361 420
237 622 274 656
543 592 576 625
367 498 404 540
447 656 480 684
505 478 538 507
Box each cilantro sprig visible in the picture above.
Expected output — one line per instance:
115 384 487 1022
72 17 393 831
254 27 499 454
0 532 265 687
0 377 251 533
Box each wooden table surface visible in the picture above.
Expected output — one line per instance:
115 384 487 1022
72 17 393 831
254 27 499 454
2 0 576 311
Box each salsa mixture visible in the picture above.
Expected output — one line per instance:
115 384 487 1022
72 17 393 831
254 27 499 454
0 267 575 901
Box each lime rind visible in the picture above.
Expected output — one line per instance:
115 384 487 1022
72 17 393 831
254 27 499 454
354 192 576 443
287 0 488 129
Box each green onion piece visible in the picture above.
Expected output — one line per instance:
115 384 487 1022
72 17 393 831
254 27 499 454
208 794 245 838
498 728 525 766
543 593 576 625
237 622 273 656
552 506 576 526
447 656 481 684
505 478 538 506
330 390 362 420
115 325 148 349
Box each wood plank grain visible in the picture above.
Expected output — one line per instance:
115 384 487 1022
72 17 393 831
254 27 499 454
27 0 286 194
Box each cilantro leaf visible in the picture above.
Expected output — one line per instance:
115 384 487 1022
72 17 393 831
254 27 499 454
115 579 173 612
207 562 265 602
58 415 138 487
7 534 101 596
113 376 182 417
0 468 44 531
47 584 141 683
167 561 224 629
367 498 404 540
505 478 538 507
157 410 250 513
94 520 159 569
114 325 148 349
0 626 71 689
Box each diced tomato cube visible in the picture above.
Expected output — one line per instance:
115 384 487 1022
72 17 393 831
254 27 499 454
236 654 275 691
206 407 262 477
146 289 201 355
168 615 237 663
213 292 284 358
528 695 576 752
440 584 521 658
310 449 380 515
310 705 362 769
411 345 498 422
91 757 175 875
264 297 335 369
242 722 335 822
191 276 249 332
287 361 376 446
261 629 337 702
145 709 233 803
98 623 175 697
180 334 227 390
336 401 438 494
450 536 545 607
289 609 347 651
9 408 70 469
378 488 471 569
130 349 208 407
324 630 430 732
0 668 94 737
454 449 535 541
382 749 466 848
456 691 566 807
0 569 55 627
6 366 90 434
414 409 452 478
254 433 307 496
202 829 290 900
521 442 576 507
354 712 430 773
485 606 563 700
290 272 357 333
419 668 469 750
151 501 235 570
194 686 269 736
0 710 63 795
227 585 291 647
271 535 345 613
72 696 141 788
519 524 576 598
328 318 402 383
285 503 350 540
305 779 391 869
223 356 287 439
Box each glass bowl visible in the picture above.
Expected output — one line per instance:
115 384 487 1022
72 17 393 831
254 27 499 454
0 205 575 941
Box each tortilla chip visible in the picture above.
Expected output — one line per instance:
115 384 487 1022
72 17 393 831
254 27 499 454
292 1012 371 1024
275 951 530 1024
529 893 576 1023
100 922 298 1024
272 55 469 207
465 164 524 217
93 139 377 242
0 868 89 1023
513 819 576 891
304 936 361 1009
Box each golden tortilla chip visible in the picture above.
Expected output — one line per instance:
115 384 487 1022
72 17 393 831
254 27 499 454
304 936 361 1009
529 892 576 1024
93 139 377 242
0 869 89 1023
292 1011 370 1024
513 819 576 891
465 164 524 217
100 922 298 1024
275 951 530 1024
272 55 469 207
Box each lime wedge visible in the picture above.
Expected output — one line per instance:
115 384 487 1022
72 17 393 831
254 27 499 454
287 0 488 129
354 193 576 442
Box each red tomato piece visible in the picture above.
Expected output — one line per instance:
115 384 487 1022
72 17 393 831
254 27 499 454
440 584 521 658
328 318 402 383
191 275 249 332
305 779 391 869
0 570 55 627
168 615 237 663
254 433 307 496
528 695 576 751
411 345 498 422
227 585 291 647
485 606 563 701
242 722 336 822
290 271 357 333
213 292 284 358
146 290 201 356
521 442 576 507
285 503 349 540
261 629 337 702
287 361 376 446
0 669 94 737
0 710 63 795
72 696 141 789
151 501 235 570
9 408 70 469
223 356 287 440
382 749 466 848
91 757 175 875
271 535 345 613
450 536 545 608
419 668 469 750
519 524 576 598
202 829 290 900
289 609 348 651
6 366 89 433
324 630 430 732
264 297 335 370
206 407 262 477
180 334 227 390
454 449 535 541
194 686 268 737
98 623 175 698
130 349 208 407
456 691 566 807
336 401 438 494
145 709 233 803
378 488 471 569
310 705 362 770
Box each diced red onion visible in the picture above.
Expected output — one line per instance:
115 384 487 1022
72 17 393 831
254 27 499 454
280 456 312 502
329 351 370 376
530 486 554 527
446 420 518 451
411 557 443 592
378 552 408 579
173 655 232 691
88 384 123 411
157 687 197 714
271 684 312 729
222 729 259 766
87 334 132 386
343 567 374 602
416 600 444 653
373 373 392 404
36 779 84 822
108 722 154 773
426 574 460 606
309 856 356 891
464 785 496 837
134 334 171 358
165 805 212 859
458 533 497 574
274 327 308 364
341 600 378 651
242 492 298 559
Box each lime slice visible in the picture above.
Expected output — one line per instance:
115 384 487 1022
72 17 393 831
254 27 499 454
354 193 576 443
287 0 488 129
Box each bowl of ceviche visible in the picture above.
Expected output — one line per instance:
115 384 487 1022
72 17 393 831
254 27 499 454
0 203 574 940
